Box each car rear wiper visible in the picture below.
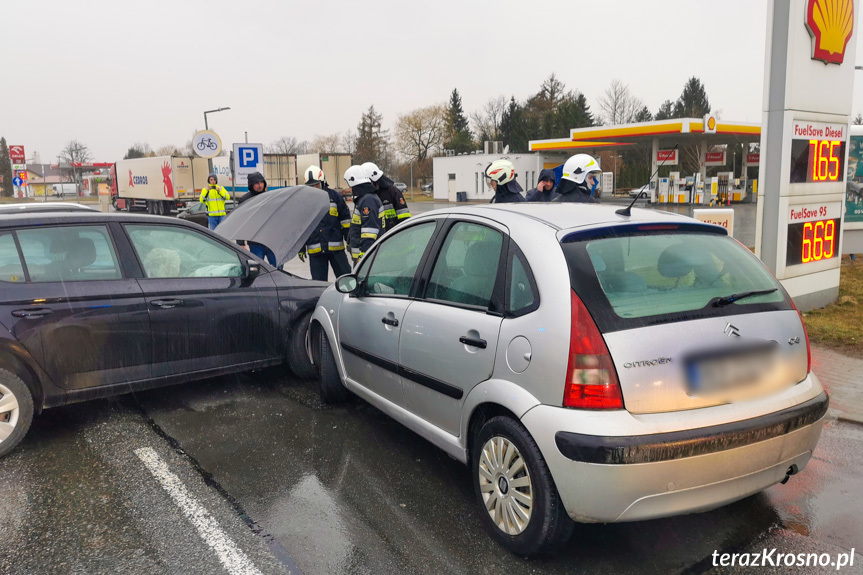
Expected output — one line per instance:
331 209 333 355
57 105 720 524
709 288 778 307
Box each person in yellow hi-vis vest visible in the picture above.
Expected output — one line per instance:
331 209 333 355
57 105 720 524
199 174 231 230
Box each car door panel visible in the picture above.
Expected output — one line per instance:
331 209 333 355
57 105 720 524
336 220 441 407
338 297 411 407
124 223 280 378
398 219 508 436
399 302 502 435
139 275 279 377
1 225 152 390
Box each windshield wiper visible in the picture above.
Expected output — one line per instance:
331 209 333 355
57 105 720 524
709 288 778 307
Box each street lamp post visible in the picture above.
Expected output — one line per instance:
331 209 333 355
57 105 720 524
203 107 230 173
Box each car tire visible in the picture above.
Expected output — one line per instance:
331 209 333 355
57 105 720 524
318 329 348 404
287 312 317 381
472 416 574 556
0 369 35 459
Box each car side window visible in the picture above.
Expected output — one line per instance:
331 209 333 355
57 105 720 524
17 226 122 282
426 222 503 308
0 232 25 283
126 225 243 278
364 222 436 296
508 248 539 316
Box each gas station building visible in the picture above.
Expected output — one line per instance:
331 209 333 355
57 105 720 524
528 117 762 204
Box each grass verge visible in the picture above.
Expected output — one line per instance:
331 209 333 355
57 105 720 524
803 256 863 358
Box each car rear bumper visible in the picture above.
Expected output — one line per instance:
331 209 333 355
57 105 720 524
520 388 828 523
554 392 827 464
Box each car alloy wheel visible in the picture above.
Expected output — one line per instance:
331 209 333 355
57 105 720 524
0 382 20 442
478 436 534 535
0 370 35 458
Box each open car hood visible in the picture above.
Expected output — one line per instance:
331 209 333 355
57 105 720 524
215 185 329 266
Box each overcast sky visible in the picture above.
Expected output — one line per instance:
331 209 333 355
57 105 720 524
4 0 863 162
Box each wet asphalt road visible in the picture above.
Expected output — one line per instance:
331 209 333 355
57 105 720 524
1 369 861 575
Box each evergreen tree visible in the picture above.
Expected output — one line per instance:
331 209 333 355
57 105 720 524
673 77 711 118
355 105 389 168
444 89 474 154
655 100 675 121
0 138 14 198
500 97 527 152
554 92 595 134
634 106 653 123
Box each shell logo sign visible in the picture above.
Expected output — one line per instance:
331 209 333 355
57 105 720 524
805 0 854 65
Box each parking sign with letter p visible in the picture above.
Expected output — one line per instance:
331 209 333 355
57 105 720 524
232 143 264 187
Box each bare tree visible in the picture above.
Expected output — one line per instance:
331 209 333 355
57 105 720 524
266 136 301 155
395 105 447 163
155 144 183 156
309 132 343 153
124 142 153 159
59 139 93 194
341 130 357 155
471 95 507 142
597 79 645 125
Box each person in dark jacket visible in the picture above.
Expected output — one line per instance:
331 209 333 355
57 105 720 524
485 159 525 203
525 168 558 202
237 172 277 265
344 165 385 265
553 154 601 204
299 166 351 281
361 162 410 232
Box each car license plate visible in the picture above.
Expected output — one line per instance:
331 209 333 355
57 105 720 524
685 341 780 397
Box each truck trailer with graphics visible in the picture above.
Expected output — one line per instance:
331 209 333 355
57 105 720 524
111 156 210 214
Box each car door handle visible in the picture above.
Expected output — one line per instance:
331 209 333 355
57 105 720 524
12 307 53 318
381 317 399 327
459 336 487 349
151 299 184 309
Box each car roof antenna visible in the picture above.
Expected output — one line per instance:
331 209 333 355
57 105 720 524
616 143 679 217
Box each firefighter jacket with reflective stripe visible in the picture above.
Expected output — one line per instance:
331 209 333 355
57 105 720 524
303 186 351 256
378 183 411 232
199 185 231 216
348 184 385 262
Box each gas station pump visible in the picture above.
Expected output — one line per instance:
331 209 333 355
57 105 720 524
657 177 670 203
717 173 730 204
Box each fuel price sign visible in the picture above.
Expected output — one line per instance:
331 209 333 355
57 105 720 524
789 121 847 184
786 202 842 267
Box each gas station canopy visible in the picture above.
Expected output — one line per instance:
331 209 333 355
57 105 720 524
528 118 761 151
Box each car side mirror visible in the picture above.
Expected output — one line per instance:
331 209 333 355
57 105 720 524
244 258 261 280
335 274 358 293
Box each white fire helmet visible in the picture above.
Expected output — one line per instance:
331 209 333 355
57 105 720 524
484 159 516 185
304 165 325 185
561 154 601 184
361 162 384 183
344 165 371 188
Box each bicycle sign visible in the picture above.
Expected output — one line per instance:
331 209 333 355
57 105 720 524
192 130 223 159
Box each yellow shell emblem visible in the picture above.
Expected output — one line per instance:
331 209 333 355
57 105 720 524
805 0 854 65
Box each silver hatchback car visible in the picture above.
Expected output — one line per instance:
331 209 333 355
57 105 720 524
309 204 827 556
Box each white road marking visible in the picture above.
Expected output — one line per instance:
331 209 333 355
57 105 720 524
135 447 264 575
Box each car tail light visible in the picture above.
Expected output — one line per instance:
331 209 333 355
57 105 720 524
789 298 812 374
564 290 623 409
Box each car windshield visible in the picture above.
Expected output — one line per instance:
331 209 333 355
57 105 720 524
562 231 789 331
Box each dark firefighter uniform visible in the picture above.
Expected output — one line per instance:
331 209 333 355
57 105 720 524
348 182 385 263
376 176 411 231
301 186 352 281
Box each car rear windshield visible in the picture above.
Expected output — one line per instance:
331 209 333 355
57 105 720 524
561 231 791 333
